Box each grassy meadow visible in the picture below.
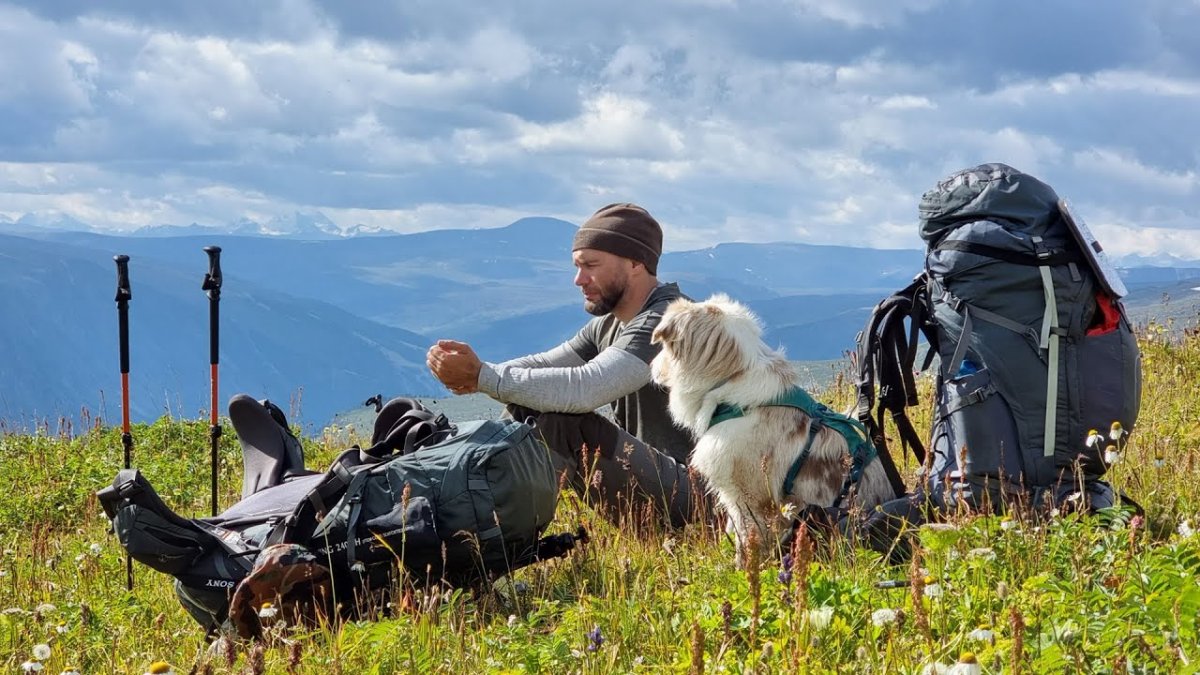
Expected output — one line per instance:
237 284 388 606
2 323 1199 673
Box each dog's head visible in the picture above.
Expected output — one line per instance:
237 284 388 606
650 294 765 391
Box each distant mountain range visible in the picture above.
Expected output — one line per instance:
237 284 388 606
2 215 1199 430
0 210 388 240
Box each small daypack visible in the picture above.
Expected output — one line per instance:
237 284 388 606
855 163 1142 514
98 395 581 636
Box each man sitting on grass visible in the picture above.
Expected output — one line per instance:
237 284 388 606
427 203 706 527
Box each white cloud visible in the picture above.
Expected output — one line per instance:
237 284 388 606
0 0 1196 261
517 93 686 158
1072 148 1198 196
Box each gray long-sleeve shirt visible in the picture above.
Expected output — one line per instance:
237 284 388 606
476 283 693 458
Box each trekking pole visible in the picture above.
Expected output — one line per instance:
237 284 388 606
202 246 223 517
113 254 135 591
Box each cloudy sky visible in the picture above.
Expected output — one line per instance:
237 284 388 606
1 0 1198 257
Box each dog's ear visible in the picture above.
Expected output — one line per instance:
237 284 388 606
653 299 693 345
651 320 673 345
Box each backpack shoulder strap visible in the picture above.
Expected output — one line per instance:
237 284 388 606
855 274 937 498
363 397 455 458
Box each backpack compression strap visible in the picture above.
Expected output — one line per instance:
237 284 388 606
933 237 1069 458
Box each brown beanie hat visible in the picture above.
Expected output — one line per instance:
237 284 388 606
572 203 663 275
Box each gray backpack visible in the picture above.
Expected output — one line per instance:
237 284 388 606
856 163 1141 514
99 396 580 635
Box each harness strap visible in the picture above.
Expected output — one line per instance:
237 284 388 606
712 388 881 504
782 418 823 496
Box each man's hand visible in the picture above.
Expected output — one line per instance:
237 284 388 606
427 340 483 395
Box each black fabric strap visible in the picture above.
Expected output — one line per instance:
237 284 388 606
936 240 1082 266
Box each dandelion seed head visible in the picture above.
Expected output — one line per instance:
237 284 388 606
871 608 899 627
32 644 51 660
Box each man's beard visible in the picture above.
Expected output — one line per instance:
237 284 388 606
584 279 626 316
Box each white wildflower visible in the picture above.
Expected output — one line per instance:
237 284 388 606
55 623 68 634
21 661 44 673
89 543 103 556
923 576 943 598
507 614 518 627
1104 445 1121 464
1179 519 1195 539
32 643 51 660
35 603 56 615
806 606 833 630
780 502 800 521
1085 429 1104 449
257 602 278 620
662 537 677 554
1000 518 1019 531
967 547 996 561
949 651 982 675
967 627 995 641
871 608 900 627
1109 421 1126 441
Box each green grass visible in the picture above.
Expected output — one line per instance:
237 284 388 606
2 325 1200 673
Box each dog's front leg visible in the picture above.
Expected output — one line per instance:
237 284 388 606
727 501 769 570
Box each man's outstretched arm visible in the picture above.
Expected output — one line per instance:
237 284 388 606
478 346 650 413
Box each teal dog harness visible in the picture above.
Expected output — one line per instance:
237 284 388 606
710 387 878 504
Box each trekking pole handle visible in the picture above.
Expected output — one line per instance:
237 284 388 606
114 254 132 303
114 255 132 374
202 246 222 365
202 246 223 299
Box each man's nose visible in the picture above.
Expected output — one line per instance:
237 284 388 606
574 268 587 286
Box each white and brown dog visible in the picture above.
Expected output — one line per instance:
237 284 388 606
650 294 894 566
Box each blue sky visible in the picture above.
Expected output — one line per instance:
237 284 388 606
1 0 1198 257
